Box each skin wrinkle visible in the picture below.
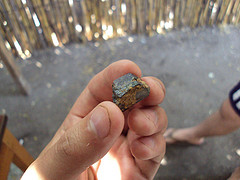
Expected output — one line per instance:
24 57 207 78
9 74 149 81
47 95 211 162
136 160 151 180
22 60 167 180
142 108 158 127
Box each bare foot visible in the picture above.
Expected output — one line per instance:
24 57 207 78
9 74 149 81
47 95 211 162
228 167 240 180
164 128 204 145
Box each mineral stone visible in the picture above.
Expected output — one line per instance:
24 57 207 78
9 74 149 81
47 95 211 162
112 73 150 111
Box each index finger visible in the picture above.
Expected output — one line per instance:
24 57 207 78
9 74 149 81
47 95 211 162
70 60 142 118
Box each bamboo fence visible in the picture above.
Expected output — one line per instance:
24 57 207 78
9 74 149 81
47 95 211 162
0 0 239 59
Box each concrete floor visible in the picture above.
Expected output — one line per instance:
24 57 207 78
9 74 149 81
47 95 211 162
1 26 240 180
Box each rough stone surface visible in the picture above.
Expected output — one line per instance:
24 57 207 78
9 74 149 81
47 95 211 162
1 26 240 180
112 73 150 111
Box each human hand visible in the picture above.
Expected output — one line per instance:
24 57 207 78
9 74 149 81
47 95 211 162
21 60 167 180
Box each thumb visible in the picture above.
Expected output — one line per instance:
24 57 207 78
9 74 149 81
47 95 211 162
29 101 124 180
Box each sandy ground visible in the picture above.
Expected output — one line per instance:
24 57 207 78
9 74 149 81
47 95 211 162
1 26 240 180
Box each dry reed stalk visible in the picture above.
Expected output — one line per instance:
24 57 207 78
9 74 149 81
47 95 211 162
0 0 239 56
148 0 154 36
174 0 180 29
14 0 40 49
183 0 193 27
158 0 165 31
229 0 240 24
62 0 78 42
190 0 203 28
199 0 211 26
217 0 231 24
89 0 101 40
9 0 33 52
235 2 240 24
222 0 234 24
125 0 131 33
136 0 144 34
56 0 74 42
81 0 92 41
2 0 31 54
179 0 186 28
42 0 62 46
0 9 18 56
53 0 70 44
154 0 160 29
130 0 137 33
30 0 53 46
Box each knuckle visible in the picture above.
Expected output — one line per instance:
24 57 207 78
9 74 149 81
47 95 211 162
57 132 79 158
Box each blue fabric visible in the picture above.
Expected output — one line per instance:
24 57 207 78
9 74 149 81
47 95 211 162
229 81 240 117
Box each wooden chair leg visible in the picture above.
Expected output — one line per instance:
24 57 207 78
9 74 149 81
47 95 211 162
2 129 34 172
0 35 31 96
0 143 14 180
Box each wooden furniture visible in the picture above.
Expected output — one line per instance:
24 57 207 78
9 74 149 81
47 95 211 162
0 115 34 179
0 35 31 96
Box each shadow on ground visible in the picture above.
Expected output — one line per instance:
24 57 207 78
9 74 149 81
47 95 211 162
1 26 240 180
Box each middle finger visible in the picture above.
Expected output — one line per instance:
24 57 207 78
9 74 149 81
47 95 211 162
128 106 168 136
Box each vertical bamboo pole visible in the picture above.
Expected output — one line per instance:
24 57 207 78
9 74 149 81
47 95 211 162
148 0 154 36
235 2 240 24
52 0 70 44
96 0 102 36
70 0 86 42
190 0 202 28
120 0 127 32
179 0 186 28
13 0 40 49
154 0 160 30
136 0 144 34
2 0 30 55
42 0 62 45
159 0 165 31
9 0 33 52
25 0 47 48
81 0 92 41
229 0 240 24
183 0 193 27
199 0 211 26
152 0 157 32
216 0 231 24
86 0 95 41
114 0 121 36
62 0 77 42
89 0 100 40
30 0 53 46
0 10 18 56
125 0 131 33
174 0 180 29
130 0 137 33
169 0 175 30
162 0 168 29
55 0 73 42
222 0 235 24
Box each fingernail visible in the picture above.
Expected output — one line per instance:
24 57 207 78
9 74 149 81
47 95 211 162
89 106 110 138
140 137 155 149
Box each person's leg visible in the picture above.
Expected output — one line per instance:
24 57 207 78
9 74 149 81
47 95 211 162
228 167 240 180
165 82 240 145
